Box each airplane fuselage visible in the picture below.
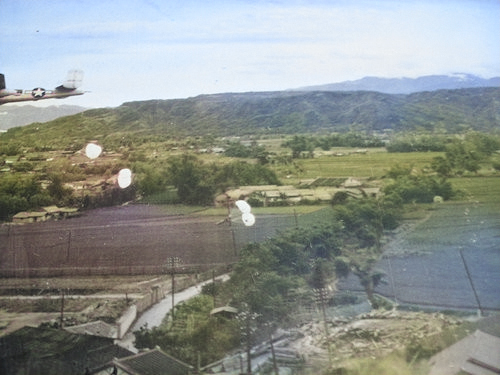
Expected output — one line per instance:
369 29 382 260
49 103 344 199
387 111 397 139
0 87 84 105
0 70 84 105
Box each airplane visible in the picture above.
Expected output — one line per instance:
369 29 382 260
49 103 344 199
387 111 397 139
0 70 84 105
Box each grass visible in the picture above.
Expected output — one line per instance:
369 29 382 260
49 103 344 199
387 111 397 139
272 149 444 183
198 204 328 217
338 352 429 375
450 175 500 204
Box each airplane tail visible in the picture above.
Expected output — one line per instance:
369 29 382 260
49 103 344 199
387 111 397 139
0 74 5 90
60 70 83 90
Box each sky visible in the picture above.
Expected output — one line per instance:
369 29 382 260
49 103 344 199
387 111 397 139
1 0 499 108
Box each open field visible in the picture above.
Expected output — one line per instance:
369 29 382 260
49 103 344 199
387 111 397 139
288 149 444 180
450 175 500 204
0 204 331 278
1 149 498 313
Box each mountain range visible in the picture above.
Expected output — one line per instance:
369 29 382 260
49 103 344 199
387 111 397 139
0 104 87 131
295 73 500 94
1 74 498 141
2 87 499 149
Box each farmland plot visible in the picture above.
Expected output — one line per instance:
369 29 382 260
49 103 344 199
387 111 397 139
0 204 312 277
338 201 500 312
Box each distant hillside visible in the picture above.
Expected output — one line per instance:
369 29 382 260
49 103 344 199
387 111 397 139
0 104 87 130
2 87 499 148
296 74 500 94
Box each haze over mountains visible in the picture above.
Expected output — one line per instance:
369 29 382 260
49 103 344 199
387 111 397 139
0 74 498 132
0 104 87 131
295 73 500 94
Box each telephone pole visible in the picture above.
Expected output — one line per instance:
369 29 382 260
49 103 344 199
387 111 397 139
166 256 181 320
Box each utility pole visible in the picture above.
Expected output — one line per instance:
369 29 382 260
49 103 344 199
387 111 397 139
167 256 181 320
59 289 65 328
459 247 483 316
269 333 279 375
212 269 216 307
314 288 332 366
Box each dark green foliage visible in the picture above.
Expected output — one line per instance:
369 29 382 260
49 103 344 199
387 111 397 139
282 135 315 158
162 154 280 205
443 132 500 174
132 162 168 196
223 141 268 162
134 295 240 367
317 132 385 149
46 173 73 203
386 133 448 152
431 156 453 177
334 257 351 279
310 258 334 289
212 161 280 189
332 198 394 247
384 165 454 203
0 174 52 219
135 197 404 363
167 154 216 205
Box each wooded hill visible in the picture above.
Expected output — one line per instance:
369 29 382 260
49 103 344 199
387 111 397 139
2 87 499 148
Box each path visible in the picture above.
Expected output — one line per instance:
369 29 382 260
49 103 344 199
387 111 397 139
118 274 230 352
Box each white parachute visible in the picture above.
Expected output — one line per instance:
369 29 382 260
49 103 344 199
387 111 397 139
85 143 102 159
118 168 132 189
235 200 255 226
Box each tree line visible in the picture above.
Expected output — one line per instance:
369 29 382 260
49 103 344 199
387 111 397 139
133 161 458 366
135 193 402 367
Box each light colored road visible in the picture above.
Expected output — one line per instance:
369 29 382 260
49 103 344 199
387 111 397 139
118 274 230 352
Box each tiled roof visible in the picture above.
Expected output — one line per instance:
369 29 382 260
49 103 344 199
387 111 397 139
65 320 118 339
429 330 500 375
113 348 193 375
0 326 133 375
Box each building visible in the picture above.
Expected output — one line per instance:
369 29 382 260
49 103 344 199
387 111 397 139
0 326 133 375
12 205 79 224
91 347 194 375
428 328 500 375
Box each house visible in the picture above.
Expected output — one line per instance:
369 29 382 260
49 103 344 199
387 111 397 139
42 205 79 220
12 206 79 223
65 320 118 339
0 326 133 375
210 305 238 319
428 329 500 375
12 210 48 223
91 347 194 375
342 177 363 188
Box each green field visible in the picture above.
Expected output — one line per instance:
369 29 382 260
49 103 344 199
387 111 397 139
450 176 500 204
274 149 444 182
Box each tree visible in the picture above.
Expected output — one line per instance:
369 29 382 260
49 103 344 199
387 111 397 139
133 162 168 196
167 154 215 205
384 165 454 203
431 156 452 177
134 295 239 367
443 132 500 175
282 135 314 158
47 173 72 203
349 250 386 308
